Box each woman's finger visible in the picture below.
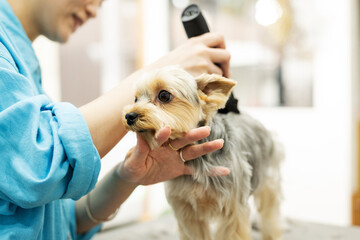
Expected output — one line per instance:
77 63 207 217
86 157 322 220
207 48 231 77
180 139 224 161
155 126 172 146
220 61 231 78
207 62 223 76
207 48 231 64
197 32 226 49
168 126 211 150
207 166 231 176
182 165 230 177
135 133 150 154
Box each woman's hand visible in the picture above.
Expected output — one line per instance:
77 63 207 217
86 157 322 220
148 32 231 78
116 126 230 186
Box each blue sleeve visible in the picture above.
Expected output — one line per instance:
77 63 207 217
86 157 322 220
67 199 103 240
0 57 101 209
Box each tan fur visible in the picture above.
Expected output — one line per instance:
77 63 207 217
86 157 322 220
196 73 236 125
253 153 283 240
122 67 235 149
122 66 283 240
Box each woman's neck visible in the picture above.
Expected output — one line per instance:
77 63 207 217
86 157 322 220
7 0 39 42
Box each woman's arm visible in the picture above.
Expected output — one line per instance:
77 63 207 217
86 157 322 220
79 70 142 158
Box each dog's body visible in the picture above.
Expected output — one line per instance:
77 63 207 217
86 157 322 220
123 67 283 240
166 113 283 240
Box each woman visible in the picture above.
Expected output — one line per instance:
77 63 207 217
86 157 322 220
0 0 231 239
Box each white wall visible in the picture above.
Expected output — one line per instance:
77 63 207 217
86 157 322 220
240 0 358 226
33 37 61 102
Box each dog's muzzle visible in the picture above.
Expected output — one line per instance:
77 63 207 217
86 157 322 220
125 112 139 126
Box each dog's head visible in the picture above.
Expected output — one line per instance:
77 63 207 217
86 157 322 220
122 66 236 149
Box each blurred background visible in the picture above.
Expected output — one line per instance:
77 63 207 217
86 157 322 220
33 0 360 228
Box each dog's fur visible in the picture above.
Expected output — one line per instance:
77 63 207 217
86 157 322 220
122 66 283 240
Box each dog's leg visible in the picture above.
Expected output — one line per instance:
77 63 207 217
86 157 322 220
176 217 211 240
170 199 212 240
253 176 282 240
214 204 252 240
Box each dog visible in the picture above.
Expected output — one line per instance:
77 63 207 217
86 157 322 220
122 66 283 240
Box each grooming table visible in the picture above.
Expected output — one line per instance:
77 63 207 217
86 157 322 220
93 214 360 240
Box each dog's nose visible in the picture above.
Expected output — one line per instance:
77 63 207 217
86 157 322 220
125 112 139 125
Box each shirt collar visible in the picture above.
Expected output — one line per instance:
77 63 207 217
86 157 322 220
0 0 42 90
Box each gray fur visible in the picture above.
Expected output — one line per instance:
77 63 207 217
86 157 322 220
166 112 278 204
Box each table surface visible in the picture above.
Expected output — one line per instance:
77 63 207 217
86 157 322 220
93 214 360 240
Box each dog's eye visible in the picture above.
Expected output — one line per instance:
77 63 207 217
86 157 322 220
158 90 172 103
134 97 138 103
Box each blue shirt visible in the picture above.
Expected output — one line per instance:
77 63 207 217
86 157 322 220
0 0 102 239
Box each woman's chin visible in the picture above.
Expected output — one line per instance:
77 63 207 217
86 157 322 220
45 28 72 43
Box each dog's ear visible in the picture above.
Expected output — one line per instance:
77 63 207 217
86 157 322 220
195 74 237 119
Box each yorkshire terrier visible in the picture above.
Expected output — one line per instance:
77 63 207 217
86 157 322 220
122 66 283 240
